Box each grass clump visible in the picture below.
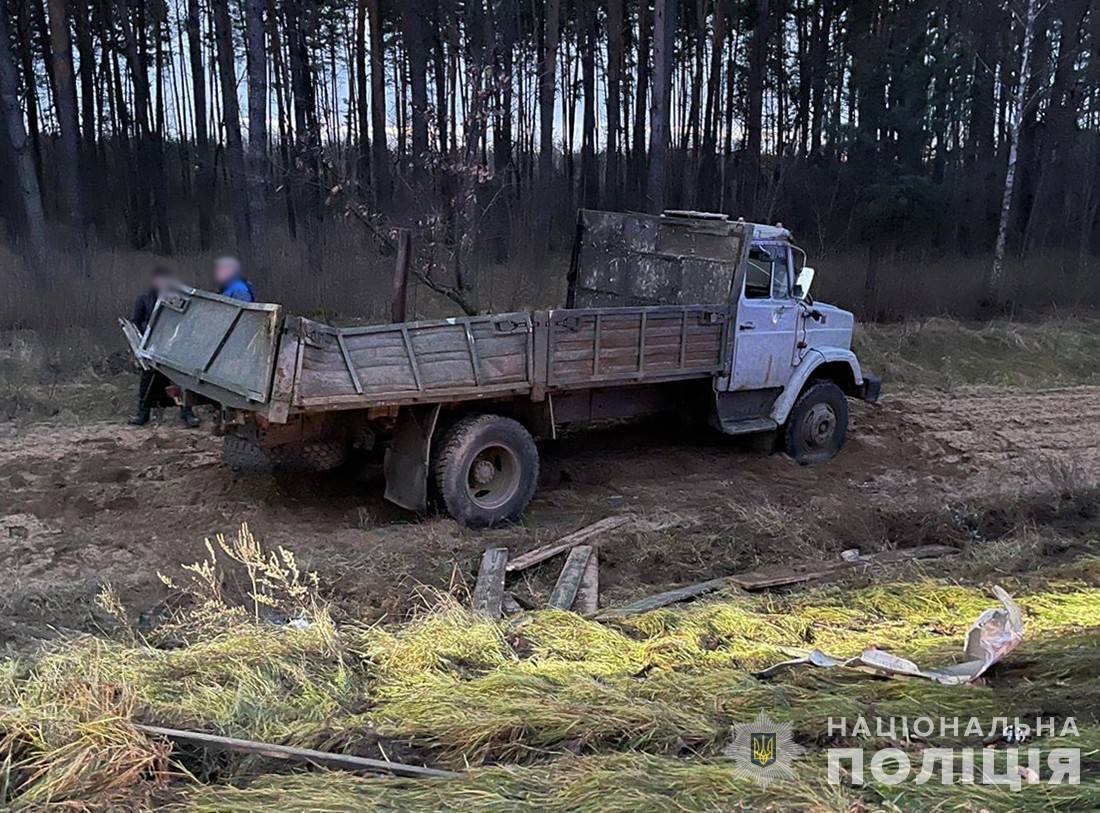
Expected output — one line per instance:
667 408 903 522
177 750 1100 812
0 684 172 810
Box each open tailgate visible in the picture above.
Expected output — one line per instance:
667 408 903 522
130 285 283 408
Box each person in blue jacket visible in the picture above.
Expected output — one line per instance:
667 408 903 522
213 256 255 302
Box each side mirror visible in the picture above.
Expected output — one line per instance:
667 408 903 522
795 266 816 300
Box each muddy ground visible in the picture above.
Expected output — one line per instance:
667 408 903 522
2 374 1099 651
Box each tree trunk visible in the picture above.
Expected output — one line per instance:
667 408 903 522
367 0 391 207
244 0 269 256
538 0 560 185
401 0 430 185
284 0 323 275
630 0 650 200
354 0 371 190
645 0 676 212
696 1 726 208
45 0 83 232
604 0 623 206
580 0 599 208
987 0 1039 304
267 0 298 238
0 6 48 275
214 0 251 257
744 0 771 215
186 0 212 248
114 0 174 253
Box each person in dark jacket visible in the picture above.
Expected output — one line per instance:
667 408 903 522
214 256 255 302
128 267 201 428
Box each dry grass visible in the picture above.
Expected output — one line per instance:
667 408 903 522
2 524 1100 809
855 316 1100 389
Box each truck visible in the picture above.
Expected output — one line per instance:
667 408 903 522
124 209 880 527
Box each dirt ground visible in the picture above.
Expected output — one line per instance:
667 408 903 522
2 380 1099 651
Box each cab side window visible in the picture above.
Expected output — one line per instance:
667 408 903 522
744 245 792 300
771 248 791 299
745 247 772 299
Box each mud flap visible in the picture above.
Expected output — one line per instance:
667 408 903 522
383 404 442 513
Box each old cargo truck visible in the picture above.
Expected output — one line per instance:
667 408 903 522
125 210 880 527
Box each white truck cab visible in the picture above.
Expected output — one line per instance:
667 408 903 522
712 220 880 463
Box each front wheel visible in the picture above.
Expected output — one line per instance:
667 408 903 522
432 414 539 527
783 381 849 465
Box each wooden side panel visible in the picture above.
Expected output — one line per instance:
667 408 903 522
294 313 533 407
265 326 302 423
547 305 728 388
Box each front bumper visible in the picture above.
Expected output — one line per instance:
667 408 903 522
858 374 882 403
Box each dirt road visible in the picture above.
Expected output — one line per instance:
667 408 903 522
2 386 1099 648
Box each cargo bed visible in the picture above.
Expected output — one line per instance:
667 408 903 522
128 287 730 423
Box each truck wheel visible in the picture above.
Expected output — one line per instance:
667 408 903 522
783 381 848 465
433 414 539 527
222 436 347 473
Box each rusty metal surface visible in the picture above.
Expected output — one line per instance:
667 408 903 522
568 209 750 308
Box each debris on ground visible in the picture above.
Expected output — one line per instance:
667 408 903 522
603 577 733 615
501 592 524 615
135 724 456 779
573 551 599 615
601 544 961 614
548 546 593 609
506 515 633 573
730 543 959 591
757 585 1024 684
472 547 508 619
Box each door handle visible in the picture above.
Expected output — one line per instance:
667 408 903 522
739 322 756 331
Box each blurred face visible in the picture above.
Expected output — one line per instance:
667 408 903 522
151 273 170 292
214 260 237 286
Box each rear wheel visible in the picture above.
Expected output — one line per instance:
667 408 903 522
432 414 539 527
783 381 848 465
222 435 347 473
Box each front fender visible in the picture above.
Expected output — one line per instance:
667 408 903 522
769 348 865 425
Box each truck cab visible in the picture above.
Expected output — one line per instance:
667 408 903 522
570 209 880 465
711 218 880 462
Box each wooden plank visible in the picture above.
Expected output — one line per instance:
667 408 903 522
605 576 732 615
266 329 301 423
472 547 509 619
391 228 411 322
502 592 524 615
133 723 457 779
336 333 364 395
548 546 592 609
506 515 633 572
573 550 599 615
730 544 960 591
604 545 961 615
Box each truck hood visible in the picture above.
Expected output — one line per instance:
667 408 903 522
805 302 854 351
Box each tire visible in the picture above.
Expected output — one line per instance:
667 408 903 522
783 380 849 465
432 414 539 528
222 435 347 473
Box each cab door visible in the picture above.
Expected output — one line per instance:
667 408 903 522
727 243 800 391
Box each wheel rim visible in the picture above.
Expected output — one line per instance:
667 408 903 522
465 443 521 510
800 403 837 449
